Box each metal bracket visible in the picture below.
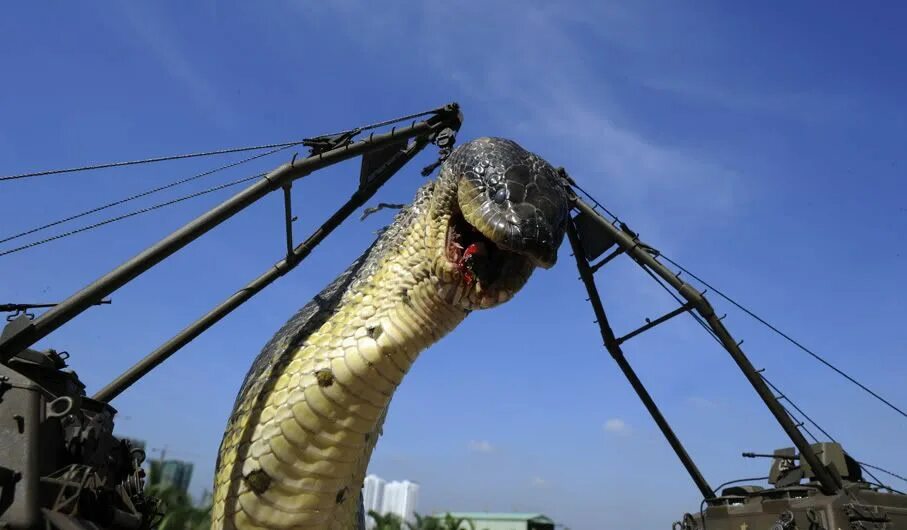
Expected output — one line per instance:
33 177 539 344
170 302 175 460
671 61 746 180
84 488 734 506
616 302 695 345
6 309 35 322
282 184 297 264
421 126 459 176
806 508 826 530
771 510 797 530
571 211 617 261
844 503 891 526
302 130 359 156
590 246 625 273
361 140 409 187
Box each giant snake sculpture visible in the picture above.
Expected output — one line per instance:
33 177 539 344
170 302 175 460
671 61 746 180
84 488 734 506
211 137 570 529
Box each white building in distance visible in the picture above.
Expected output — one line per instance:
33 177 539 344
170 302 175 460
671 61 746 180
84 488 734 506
362 475 386 529
361 475 420 526
382 480 420 524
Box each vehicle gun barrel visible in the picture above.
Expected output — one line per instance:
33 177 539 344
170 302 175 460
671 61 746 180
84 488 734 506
743 452 798 460
0 300 110 313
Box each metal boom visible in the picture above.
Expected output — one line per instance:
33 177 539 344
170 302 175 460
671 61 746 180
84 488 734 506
565 187 842 497
0 103 463 398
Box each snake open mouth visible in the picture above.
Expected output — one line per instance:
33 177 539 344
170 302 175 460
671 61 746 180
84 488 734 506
446 209 510 287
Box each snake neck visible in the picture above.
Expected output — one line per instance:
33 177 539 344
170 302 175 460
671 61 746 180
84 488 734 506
213 202 470 530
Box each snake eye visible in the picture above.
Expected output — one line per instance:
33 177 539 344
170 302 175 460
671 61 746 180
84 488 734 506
492 187 508 204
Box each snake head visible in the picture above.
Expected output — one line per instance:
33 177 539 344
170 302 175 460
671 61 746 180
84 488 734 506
435 137 569 309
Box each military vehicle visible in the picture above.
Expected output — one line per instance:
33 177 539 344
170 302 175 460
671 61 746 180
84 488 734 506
0 103 902 529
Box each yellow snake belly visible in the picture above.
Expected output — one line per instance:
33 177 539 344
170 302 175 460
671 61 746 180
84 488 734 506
212 190 470 529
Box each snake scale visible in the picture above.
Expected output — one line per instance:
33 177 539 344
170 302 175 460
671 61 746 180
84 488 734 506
211 137 570 529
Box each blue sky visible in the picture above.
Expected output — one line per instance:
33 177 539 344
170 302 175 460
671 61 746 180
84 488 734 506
3 2 907 529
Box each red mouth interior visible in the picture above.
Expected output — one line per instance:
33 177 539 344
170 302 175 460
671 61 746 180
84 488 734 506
446 212 503 286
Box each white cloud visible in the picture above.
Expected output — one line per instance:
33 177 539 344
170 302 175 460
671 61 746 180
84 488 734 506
527 91 741 215
468 440 495 453
298 1 745 233
604 418 632 435
529 476 548 488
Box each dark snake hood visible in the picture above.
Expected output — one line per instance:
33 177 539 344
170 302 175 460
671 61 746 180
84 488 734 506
446 137 569 268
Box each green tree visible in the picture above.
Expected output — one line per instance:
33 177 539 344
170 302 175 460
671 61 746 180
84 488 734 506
145 483 211 530
406 513 440 530
370 510 483 530
405 512 480 530
145 462 211 530
369 510 405 530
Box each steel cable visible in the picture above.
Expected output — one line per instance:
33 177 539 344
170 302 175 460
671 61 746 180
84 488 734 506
659 253 907 421
0 145 294 245
1 107 441 182
0 173 264 257
1 141 307 182
572 184 907 420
